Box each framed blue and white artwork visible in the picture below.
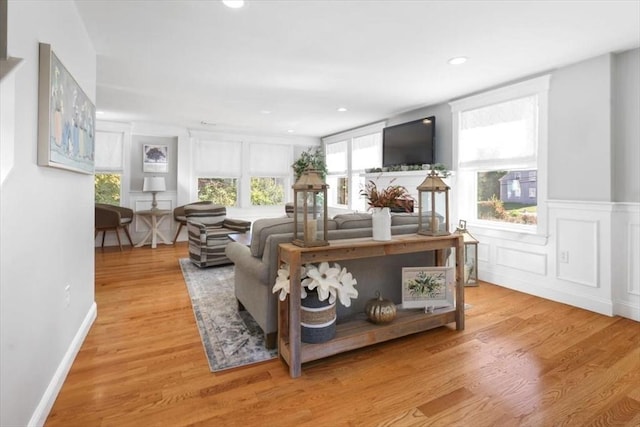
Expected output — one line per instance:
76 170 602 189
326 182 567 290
37 43 95 174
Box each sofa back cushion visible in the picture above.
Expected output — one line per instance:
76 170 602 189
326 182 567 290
250 217 338 258
250 218 297 257
185 203 226 226
390 212 422 226
333 213 373 229
391 212 444 229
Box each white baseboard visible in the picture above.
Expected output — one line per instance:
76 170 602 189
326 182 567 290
28 302 97 427
614 300 640 322
483 271 614 317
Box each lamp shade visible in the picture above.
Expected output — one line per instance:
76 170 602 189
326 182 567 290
143 176 166 192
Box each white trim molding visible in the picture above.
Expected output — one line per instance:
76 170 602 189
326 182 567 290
476 200 639 321
29 302 97 426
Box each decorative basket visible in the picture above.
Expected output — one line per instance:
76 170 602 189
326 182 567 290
301 289 336 343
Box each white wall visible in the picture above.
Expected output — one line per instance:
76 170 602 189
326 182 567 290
1 2 96 426
464 52 639 321
548 54 613 201
612 48 640 203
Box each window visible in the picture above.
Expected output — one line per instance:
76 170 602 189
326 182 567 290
451 75 549 232
251 177 284 205
195 140 242 206
249 143 289 206
94 131 124 205
95 173 121 205
337 177 349 205
323 122 384 211
325 140 348 207
198 178 238 205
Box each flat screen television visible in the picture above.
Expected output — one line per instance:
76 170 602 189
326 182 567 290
382 116 435 167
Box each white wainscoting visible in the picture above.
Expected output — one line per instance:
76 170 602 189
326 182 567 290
473 200 639 321
611 203 640 321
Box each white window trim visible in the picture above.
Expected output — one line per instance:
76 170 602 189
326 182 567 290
450 75 550 242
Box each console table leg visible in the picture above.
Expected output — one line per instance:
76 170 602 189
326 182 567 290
288 251 302 378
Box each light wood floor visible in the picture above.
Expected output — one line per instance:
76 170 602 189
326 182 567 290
46 242 640 426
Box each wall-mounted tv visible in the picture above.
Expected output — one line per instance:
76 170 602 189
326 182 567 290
382 116 435 167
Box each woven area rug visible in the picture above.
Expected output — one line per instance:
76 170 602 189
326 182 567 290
179 259 277 372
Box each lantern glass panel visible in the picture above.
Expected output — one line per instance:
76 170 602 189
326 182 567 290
464 242 477 285
418 189 447 235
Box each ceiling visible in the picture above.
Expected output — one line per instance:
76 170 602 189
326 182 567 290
75 0 640 138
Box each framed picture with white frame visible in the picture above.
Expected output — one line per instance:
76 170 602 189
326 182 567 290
401 266 455 310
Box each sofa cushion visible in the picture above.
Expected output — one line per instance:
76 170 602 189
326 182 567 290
250 217 338 258
250 218 297 257
390 212 422 226
185 203 226 226
333 213 373 229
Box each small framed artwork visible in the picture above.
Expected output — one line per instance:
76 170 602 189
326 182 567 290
37 43 95 174
402 266 454 309
143 144 168 173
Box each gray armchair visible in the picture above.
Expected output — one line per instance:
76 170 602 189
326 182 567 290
185 203 251 267
173 201 213 244
95 203 134 250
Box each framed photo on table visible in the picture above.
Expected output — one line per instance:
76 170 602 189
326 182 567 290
143 144 168 173
402 266 454 309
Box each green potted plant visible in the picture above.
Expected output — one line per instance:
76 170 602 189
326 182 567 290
292 147 328 181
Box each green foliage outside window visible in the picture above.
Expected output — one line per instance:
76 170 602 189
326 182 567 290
477 171 506 202
198 178 237 206
251 177 284 206
95 173 121 205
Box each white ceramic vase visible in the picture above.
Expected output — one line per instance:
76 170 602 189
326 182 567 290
371 207 392 241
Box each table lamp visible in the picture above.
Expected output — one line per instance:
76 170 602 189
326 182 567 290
143 176 166 210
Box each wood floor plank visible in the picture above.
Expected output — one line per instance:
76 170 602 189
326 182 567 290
45 243 640 426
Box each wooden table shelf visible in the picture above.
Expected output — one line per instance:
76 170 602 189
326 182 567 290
278 233 465 378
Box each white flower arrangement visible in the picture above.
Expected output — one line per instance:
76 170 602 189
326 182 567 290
272 261 358 307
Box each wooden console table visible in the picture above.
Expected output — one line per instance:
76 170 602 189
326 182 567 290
278 233 464 378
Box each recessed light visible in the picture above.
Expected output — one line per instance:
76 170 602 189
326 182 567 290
337 107 348 112
448 56 468 65
96 111 105 115
287 129 295 134
222 0 244 9
260 110 271 115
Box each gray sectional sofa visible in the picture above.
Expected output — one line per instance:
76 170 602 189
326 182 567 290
225 212 438 349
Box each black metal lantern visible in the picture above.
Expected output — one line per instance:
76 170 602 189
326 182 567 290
417 169 450 236
292 169 329 247
456 220 479 286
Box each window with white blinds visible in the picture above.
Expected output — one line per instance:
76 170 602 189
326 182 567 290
195 140 242 176
458 95 538 170
94 131 124 171
249 143 290 175
352 133 382 171
94 131 124 206
451 75 550 232
326 140 348 174
323 121 385 210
